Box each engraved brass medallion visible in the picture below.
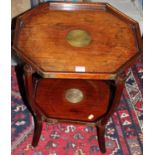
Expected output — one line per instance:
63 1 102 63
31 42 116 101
65 88 84 103
66 29 91 47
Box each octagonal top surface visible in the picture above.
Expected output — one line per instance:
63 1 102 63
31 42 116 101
13 2 142 79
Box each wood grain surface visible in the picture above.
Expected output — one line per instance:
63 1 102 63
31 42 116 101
13 2 142 80
35 79 110 121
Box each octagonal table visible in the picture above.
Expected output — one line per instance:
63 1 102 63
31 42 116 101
13 2 142 153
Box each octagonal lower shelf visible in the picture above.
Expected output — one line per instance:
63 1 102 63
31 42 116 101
35 79 110 122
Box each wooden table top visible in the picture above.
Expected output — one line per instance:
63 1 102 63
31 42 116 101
13 2 142 80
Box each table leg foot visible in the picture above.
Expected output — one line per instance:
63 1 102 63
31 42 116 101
32 117 43 147
96 125 106 153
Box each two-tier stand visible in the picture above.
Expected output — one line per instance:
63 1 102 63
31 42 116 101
13 2 142 153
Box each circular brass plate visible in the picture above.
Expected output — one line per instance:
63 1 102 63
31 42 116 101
66 29 91 47
65 88 84 103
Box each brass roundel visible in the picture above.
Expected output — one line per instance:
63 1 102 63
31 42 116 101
66 29 92 47
65 88 84 104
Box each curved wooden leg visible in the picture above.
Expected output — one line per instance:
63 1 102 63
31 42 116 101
96 125 106 153
96 74 125 153
23 64 43 147
32 116 43 147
